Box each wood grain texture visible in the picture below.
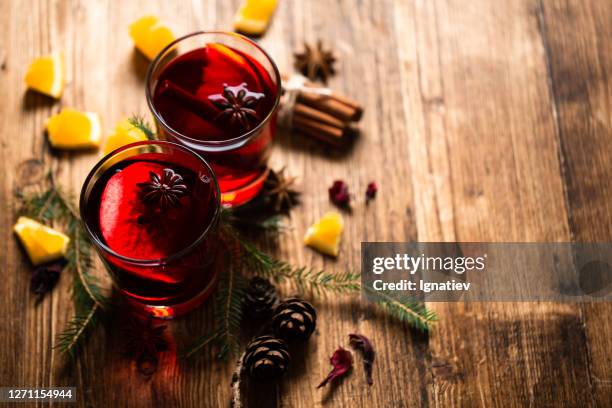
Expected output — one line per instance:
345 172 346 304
0 0 610 407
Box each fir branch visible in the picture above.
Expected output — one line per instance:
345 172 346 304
69 227 107 309
182 331 220 359
364 287 438 332
128 114 155 139
182 250 248 359
214 256 248 359
220 207 285 233
54 304 101 357
272 263 361 295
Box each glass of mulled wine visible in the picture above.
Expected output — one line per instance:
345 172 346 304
145 31 281 207
80 141 221 318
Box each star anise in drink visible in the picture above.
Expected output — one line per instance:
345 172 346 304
137 168 188 210
208 83 265 130
294 40 337 83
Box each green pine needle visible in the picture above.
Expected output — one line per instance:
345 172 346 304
128 115 156 139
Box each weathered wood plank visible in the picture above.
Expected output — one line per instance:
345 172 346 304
540 1 612 406
396 0 595 406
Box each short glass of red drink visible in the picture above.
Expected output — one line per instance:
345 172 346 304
145 31 281 206
80 141 221 318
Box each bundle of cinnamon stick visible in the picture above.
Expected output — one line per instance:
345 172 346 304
281 75 363 145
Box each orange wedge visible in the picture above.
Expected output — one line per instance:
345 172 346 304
46 108 102 150
24 52 64 99
304 211 344 256
103 119 149 155
14 217 70 265
129 16 175 60
234 0 278 36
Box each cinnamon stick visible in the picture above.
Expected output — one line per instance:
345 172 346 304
293 115 345 142
158 80 220 120
282 74 364 122
297 92 359 123
293 103 345 128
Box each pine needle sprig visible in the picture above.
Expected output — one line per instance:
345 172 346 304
182 246 248 360
364 288 438 332
54 305 101 357
182 331 221 359
128 115 156 139
214 259 248 359
16 176 109 355
224 212 285 232
272 263 361 295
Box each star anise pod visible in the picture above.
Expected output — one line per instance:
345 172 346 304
137 168 188 210
264 167 300 213
208 83 265 130
294 40 337 83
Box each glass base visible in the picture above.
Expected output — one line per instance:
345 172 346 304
121 255 223 319
220 168 269 207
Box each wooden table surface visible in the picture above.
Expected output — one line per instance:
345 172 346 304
1 0 611 406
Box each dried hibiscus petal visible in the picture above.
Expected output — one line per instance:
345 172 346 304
317 346 352 388
328 180 350 207
365 182 378 203
31 259 65 297
349 333 375 385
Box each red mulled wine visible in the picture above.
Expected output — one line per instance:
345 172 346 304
147 33 281 206
80 142 221 318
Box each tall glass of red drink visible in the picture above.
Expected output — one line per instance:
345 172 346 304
80 141 221 318
145 31 281 206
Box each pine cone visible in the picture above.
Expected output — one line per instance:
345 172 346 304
244 277 278 319
243 335 290 381
272 298 317 342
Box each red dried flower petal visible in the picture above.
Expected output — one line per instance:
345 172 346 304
328 180 350 207
31 259 65 296
365 182 378 203
317 346 353 388
349 333 375 385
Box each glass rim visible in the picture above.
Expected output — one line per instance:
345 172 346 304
79 140 221 265
145 30 282 147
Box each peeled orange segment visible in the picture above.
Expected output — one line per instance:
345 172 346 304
304 211 344 257
129 16 175 60
13 216 70 265
103 119 149 155
234 0 278 36
46 108 102 150
24 52 64 98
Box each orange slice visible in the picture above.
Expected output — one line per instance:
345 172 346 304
129 16 175 60
24 52 64 98
46 108 102 150
304 211 344 256
103 119 149 155
234 0 278 36
14 217 70 265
